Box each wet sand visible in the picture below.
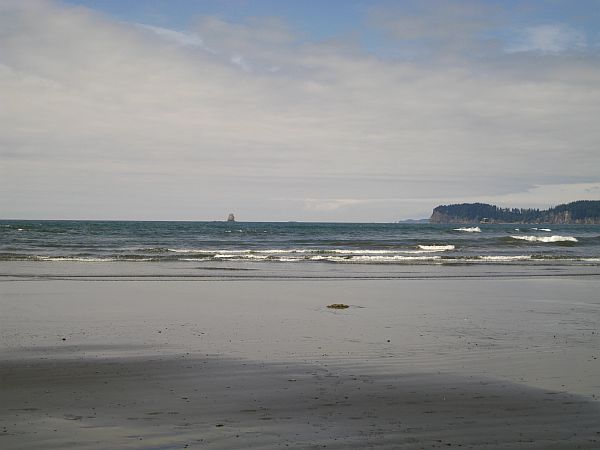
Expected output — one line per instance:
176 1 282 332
1 267 599 448
2 355 600 449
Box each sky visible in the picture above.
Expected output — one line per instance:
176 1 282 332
1 0 600 221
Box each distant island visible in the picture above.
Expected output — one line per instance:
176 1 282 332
430 200 600 224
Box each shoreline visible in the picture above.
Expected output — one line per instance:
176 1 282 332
2 259 600 280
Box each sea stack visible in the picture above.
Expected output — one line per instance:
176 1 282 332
227 213 235 222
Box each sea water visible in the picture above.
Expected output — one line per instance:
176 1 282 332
1 220 599 265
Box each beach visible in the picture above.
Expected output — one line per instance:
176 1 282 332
1 262 599 448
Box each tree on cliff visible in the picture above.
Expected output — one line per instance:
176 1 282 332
430 200 600 223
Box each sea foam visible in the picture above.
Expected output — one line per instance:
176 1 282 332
476 255 532 261
37 256 153 262
417 244 455 251
309 255 442 263
510 235 578 243
454 227 481 233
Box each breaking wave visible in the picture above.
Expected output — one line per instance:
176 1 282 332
22 256 154 262
2 252 599 265
510 235 578 243
473 255 532 261
454 227 481 233
417 244 455 251
308 255 442 263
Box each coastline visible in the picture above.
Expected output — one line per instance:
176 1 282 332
2 259 600 280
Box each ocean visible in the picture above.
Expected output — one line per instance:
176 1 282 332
1 220 599 266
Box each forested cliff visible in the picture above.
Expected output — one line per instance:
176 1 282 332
430 200 600 224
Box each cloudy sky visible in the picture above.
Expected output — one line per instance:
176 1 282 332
2 0 600 221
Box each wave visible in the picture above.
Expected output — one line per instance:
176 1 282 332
473 255 532 261
167 248 310 254
454 227 481 233
214 253 269 260
167 248 216 253
308 255 442 263
2 253 599 265
330 249 399 254
165 248 452 256
37 256 154 262
509 235 578 243
532 227 552 232
329 248 453 255
417 244 455 251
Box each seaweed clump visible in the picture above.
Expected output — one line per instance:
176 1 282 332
327 303 349 309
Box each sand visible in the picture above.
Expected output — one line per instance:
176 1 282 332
3 355 600 449
1 264 599 448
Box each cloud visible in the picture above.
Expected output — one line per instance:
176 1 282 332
1 0 599 220
137 24 210 50
303 198 372 212
369 0 501 57
370 2 592 58
230 53 252 72
507 24 587 53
